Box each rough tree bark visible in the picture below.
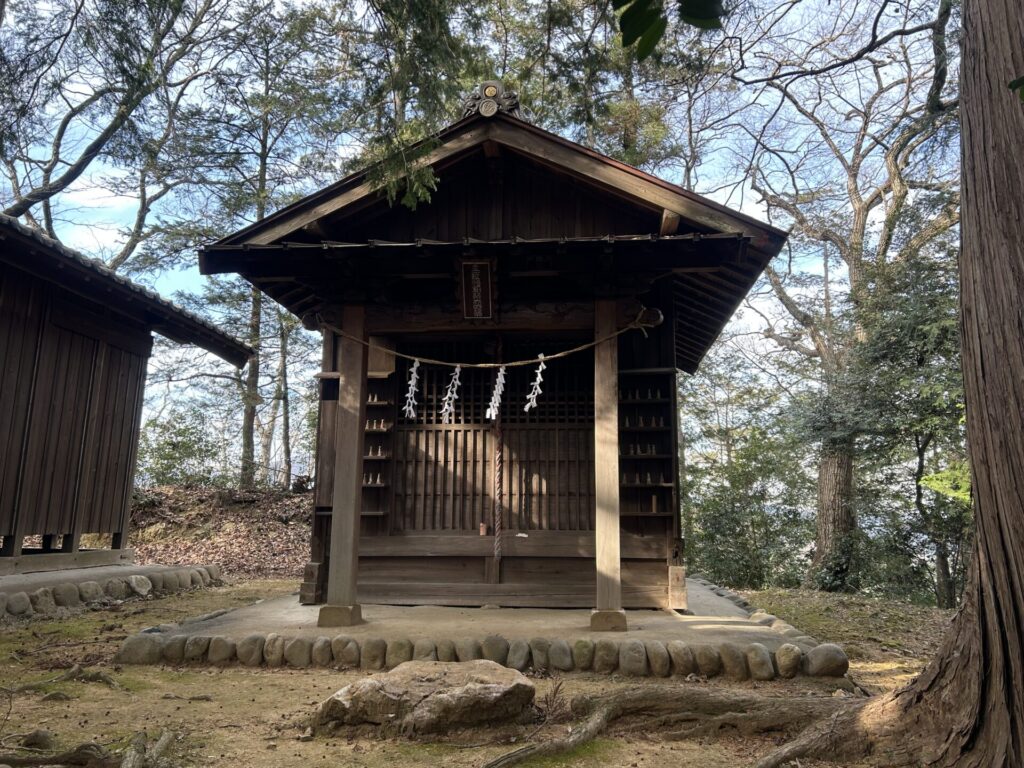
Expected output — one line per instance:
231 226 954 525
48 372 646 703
758 0 1024 761
910 0 1024 755
809 439 857 590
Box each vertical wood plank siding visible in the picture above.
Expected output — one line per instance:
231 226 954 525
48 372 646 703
0 265 151 550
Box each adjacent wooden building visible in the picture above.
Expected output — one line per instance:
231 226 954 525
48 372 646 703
202 82 786 628
0 214 251 574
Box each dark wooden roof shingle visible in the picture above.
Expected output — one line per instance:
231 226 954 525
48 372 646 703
0 214 252 367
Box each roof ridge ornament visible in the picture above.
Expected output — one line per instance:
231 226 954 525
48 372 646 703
462 80 529 121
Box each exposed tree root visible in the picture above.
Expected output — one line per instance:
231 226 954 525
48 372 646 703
752 703 872 768
0 742 115 766
481 675 1000 768
6 664 119 694
480 695 617 768
0 730 174 768
119 730 174 768
481 685 861 768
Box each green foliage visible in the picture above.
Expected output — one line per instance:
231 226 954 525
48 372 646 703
363 136 442 209
592 99 675 168
330 0 730 202
921 462 971 506
681 347 815 589
850 238 972 606
808 532 863 594
854 482 945 604
1010 76 1024 103
137 406 232 487
614 0 722 62
614 0 668 60
335 0 490 207
676 0 726 30
684 232 968 606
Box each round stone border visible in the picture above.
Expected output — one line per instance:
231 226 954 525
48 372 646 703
115 628 849 679
1 564 223 622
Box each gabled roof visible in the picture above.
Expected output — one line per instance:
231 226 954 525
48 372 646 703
205 108 788 372
215 111 787 257
0 214 252 367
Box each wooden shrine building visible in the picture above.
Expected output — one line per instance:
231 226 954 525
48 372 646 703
0 214 251 574
202 82 787 629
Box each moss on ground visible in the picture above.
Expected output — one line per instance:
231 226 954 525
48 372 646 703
516 738 613 766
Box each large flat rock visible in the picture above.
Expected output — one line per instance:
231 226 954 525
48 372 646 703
314 660 535 734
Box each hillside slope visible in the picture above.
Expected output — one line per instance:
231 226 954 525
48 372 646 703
129 486 312 578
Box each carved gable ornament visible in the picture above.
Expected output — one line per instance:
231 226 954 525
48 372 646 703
462 80 528 120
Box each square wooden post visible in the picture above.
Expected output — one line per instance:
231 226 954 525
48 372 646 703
591 299 627 631
318 305 368 627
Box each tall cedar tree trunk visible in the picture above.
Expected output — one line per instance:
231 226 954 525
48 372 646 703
763 1 1024 761
809 440 856 589
909 0 1024 754
815 249 859 590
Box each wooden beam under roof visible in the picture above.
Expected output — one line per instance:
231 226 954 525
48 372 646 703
660 210 681 235
198 234 750 278
360 298 645 334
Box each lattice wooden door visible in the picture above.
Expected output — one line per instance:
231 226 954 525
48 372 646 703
391 343 595 534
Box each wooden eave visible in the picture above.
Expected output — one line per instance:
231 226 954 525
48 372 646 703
0 215 253 367
201 233 769 374
199 233 749 277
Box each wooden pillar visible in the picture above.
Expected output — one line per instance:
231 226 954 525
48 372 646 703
299 329 337 605
318 305 368 627
591 299 627 631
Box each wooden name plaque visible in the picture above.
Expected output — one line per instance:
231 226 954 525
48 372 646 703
460 260 494 320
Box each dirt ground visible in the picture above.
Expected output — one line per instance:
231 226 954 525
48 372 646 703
742 588 954 694
0 580 951 767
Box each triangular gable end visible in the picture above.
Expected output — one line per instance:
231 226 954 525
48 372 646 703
216 112 786 259
204 103 789 374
